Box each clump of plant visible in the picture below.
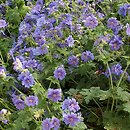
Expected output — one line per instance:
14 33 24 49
1 0 130 129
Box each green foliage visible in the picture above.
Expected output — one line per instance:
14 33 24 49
69 122 88 130
103 111 130 130
116 87 130 102
7 109 33 130
80 87 111 104
1 0 130 130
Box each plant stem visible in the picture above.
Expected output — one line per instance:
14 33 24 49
117 64 129 88
115 64 129 111
0 100 14 112
0 51 4 65
106 98 109 111
49 81 52 88
80 104 99 118
111 98 115 112
106 62 115 112
93 98 103 114
0 125 4 130
106 62 114 89
71 78 78 85
12 86 25 96
46 105 53 116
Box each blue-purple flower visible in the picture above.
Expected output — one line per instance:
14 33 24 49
83 15 98 29
97 12 105 18
62 98 80 112
111 64 123 76
32 45 49 56
2 120 8 124
118 4 130 16
68 55 79 67
66 35 75 47
107 17 119 30
14 99 25 110
109 35 124 51
47 89 62 102
94 34 111 46
47 2 58 15
52 117 60 130
36 16 46 27
54 66 66 80
126 24 130 36
12 94 25 110
25 95 38 107
0 19 7 28
34 34 46 46
22 75 35 88
18 70 31 81
113 24 123 35
81 51 94 62
12 94 19 104
63 113 80 126
13 58 23 72
42 118 53 130
104 64 123 78
127 75 130 82
24 59 38 69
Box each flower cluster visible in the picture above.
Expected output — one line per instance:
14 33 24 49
104 64 130 82
41 89 62 130
104 64 123 78
46 89 83 128
1 0 130 129
62 98 82 127
94 34 111 47
12 94 38 110
9 0 98 84
42 117 60 130
18 69 35 88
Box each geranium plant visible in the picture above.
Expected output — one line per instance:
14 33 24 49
0 0 130 130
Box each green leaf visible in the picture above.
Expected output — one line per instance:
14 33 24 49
19 6 30 17
103 111 130 130
46 76 60 86
80 89 92 104
69 122 87 130
116 87 130 102
6 7 21 25
80 87 110 104
123 102 130 113
66 88 78 95
31 83 45 96
12 109 33 130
